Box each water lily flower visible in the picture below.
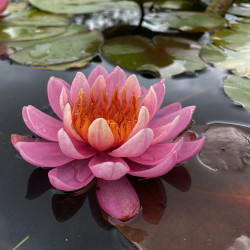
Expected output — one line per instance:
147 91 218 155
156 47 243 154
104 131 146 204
0 0 8 14
11 65 205 221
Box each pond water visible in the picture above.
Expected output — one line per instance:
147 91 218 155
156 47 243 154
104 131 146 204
0 58 250 250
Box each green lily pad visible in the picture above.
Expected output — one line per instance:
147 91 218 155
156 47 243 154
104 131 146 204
9 25 103 67
28 0 137 14
200 44 250 78
4 3 28 14
2 8 69 26
223 75 250 113
101 35 206 78
144 11 227 33
0 25 66 42
150 0 193 10
228 2 250 17
230 23 250 34
211 29 250 51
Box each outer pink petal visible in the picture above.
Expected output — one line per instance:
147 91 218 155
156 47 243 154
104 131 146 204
121 74 141 105
140 86 157 120
88 118 114 151
96 177 140 221
126 106 149 141
129 139 183 166
128 151 178 178
153 102 182 121
48 160 94 192
58 128 96 160
89 154 129 180
11 134 46 146
91 75 107 104
88 65 109 87
63 103 84 142
22 105 62 142
109 128 154 158
106 66 127 103
151 115 180 145
177 137 205 164
14 141 73 167
149 106 195 130
70 72 90 104
47 76 70 120
153 78 165 112
59 87 69 114
0 0 8 13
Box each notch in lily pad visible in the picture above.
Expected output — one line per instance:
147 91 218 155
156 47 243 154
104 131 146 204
101 35 206 78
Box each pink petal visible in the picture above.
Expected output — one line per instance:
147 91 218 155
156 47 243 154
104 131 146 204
0 0 8 13
14 141 73 167
58 128 96 160
22 105 62 142
109 128 154 158
88 65 109 87
126 106 149 141
129 139 183 166
59 87 69 114
140 86 157 120
153 78 165 112
151 115 180 145
48 160 94 192
63 103 84 142
153 102 182 121
121 74 141 105
11 134 46 147
177 136 205 164
96 177 140 221
91 75 107 104
70 72 90 104
149 106 196 130
106 66 127 103
47 77 71 120
128 150 178 178
89 154 129 180
88 118 114 151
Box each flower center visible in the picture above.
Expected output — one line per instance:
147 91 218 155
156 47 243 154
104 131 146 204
72 86 141 147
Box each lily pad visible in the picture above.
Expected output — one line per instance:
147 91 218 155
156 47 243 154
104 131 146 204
0 25 66 42
223 75 250 113
101 35 206 78
200 44 250 78
113 124 250 250
28 0 137 14
150 0 193 10
2 8 69 26
228 1 250 17
144 11 227 33
230 22 250 34
9 25 103 67
211 29 250 51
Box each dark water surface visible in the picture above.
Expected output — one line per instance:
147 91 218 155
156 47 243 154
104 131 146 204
0 59 250 250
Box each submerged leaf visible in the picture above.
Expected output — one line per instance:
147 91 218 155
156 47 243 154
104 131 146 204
144 11 227 33
9 25 103 67
200 44 250 78
223 75 250 113
102 35 206 78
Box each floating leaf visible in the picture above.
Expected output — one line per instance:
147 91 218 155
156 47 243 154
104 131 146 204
9 25 103 67
113 124 250 250
28 0 137 14
2 8 69 26
200 44 250 78
230 22 250 34
0 25 66 42
223 75 250 113
211 29 250 51
149 0 193 10
228 1 250 17
102 35 206 78
4 3 28 14
144 11 227 33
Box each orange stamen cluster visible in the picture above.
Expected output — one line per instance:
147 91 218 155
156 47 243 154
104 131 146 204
72 85 141 147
